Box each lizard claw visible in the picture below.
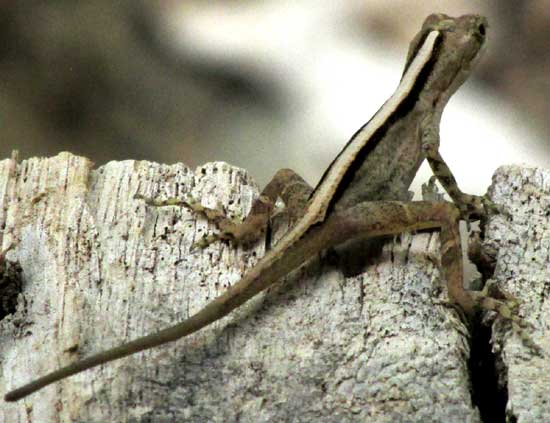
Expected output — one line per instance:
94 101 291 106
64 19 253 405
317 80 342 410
473 281 545 357
480 196 510 219
454 194 507 225
189 234 219 252
190 231 236 252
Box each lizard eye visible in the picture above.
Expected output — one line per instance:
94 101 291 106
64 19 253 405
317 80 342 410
477 22 486 36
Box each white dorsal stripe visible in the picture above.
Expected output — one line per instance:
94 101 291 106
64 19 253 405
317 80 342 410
309 29 440 222
253 30 440 270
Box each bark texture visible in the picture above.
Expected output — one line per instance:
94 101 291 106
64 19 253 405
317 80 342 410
482 166 550 422
0 153 547 422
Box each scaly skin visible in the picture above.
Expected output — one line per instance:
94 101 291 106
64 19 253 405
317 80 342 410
5 14 490 402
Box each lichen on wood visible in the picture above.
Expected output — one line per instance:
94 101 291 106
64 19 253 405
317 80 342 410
0 153 548 422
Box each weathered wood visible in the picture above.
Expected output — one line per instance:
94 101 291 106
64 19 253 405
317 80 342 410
482 165 550 422
0 153 547 422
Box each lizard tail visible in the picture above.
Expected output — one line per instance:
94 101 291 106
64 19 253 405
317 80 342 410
4 223 328 402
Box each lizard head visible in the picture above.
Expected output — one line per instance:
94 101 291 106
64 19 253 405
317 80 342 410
404 13 488 108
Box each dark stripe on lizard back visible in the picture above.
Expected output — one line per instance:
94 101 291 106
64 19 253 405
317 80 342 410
310 32 443 214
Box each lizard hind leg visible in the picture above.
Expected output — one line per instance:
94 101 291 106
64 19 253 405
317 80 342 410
326 200 521 322
143 168 314 249
419 145 539 350
211 168 314 248
330 200 539 353
324 200 477 315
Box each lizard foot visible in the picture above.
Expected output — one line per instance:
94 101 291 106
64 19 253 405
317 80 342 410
473 281 544 357
136 192 271 250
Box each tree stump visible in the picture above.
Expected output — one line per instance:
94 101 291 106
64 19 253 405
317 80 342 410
0 153 548 422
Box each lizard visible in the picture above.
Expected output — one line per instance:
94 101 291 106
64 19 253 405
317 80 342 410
5 13 498 402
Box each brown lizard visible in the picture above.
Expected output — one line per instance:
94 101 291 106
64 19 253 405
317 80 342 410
5 13 498 402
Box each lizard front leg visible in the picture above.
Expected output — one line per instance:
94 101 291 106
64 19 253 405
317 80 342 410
418 120 521 310
419 117 494 221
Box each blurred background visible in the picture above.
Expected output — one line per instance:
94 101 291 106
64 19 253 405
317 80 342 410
1 0 549 195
